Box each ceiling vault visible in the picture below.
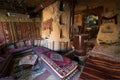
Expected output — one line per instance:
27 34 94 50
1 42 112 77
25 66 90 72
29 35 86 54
32 0 57 13
0 0 58 17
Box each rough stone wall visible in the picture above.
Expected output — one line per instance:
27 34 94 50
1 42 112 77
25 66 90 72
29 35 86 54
41 1 71 51
74 0 120 45
97 23 119 45
116 0 120 28
74 0 118 25
42 1 70 41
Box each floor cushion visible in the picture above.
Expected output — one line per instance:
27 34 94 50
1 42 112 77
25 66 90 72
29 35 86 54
33 47 78 79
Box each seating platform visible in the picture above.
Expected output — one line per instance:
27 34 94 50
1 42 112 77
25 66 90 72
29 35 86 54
0 46 81 80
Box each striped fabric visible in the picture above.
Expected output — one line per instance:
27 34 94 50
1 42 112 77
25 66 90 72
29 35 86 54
79 54 120 79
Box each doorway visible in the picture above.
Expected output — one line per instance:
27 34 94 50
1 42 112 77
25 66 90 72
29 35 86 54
83 14 99 39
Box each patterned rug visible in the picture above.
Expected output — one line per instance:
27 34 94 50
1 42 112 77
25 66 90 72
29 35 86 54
0 45 31 73
1 46 81 80
79 54 120 79
33 68 57 80
33 47 80 80
0 48 34 76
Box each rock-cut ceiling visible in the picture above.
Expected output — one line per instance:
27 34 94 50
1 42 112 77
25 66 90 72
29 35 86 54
0 0 56 17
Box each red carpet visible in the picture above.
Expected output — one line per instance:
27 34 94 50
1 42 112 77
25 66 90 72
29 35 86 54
79 54 120 80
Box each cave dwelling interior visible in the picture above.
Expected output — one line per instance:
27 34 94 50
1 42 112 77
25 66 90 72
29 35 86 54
0 0 120 80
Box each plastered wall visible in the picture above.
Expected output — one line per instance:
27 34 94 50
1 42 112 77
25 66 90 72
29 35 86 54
41 1 71 51
74 0 118 26
74 0 120 44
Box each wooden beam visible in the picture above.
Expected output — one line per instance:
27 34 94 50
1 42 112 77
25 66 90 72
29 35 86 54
33 0 57 13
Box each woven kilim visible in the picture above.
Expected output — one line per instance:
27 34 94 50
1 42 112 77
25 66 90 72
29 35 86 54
79 54 120 80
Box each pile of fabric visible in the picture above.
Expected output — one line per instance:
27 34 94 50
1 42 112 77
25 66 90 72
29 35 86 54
0 46 80 80
33 46 80 80
79 42 120 79
91 45 120 61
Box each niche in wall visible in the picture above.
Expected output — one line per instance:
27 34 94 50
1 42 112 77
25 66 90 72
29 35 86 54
59 0 64 11
102 15 117 24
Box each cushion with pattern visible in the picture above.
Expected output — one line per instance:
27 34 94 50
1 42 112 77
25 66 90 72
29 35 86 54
33 47 78 79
